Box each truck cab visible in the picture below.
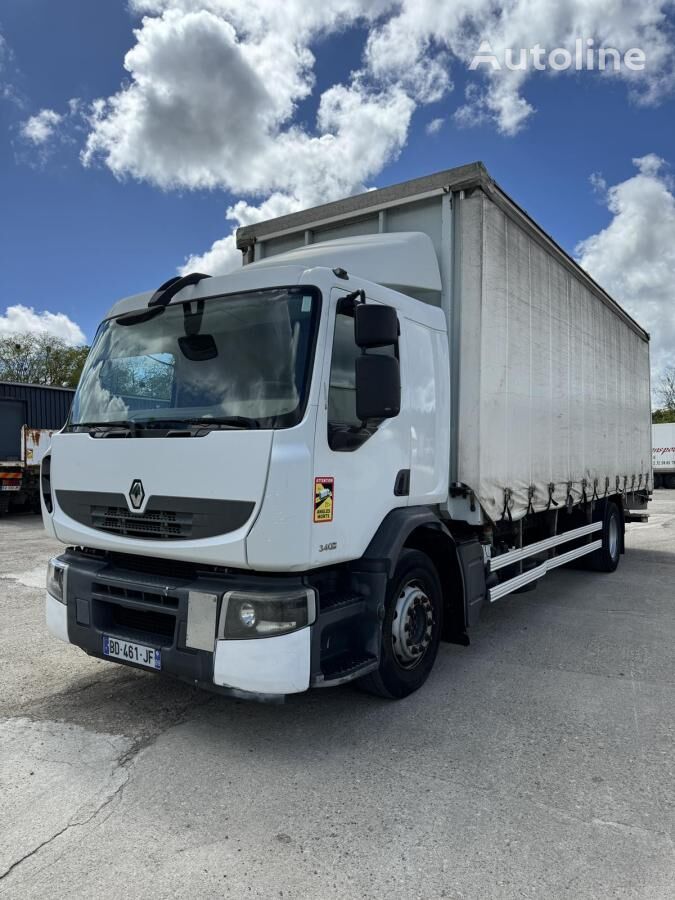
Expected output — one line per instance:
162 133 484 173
43 239 459 699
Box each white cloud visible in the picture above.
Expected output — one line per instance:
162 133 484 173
181 192 305 274
425 116 444 135
20 108 63 144
576 155 675 387
0 305 86 345
589 171 607 194
366 0 675 135
0 32 26 109
181 233 240 275
78 1 675 272
83 4 411 197
81 2 415 275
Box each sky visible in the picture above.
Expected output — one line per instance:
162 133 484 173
0 0 674 391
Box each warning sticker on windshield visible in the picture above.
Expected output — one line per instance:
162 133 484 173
314 477 334 523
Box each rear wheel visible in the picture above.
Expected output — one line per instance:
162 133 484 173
589 502 622 572
358 549 443 699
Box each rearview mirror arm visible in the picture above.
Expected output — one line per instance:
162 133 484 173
336 289 366 316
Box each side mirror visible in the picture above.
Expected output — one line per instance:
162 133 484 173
354 304 398 348
355 355 401 420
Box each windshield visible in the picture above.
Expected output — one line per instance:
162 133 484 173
69 287 321 430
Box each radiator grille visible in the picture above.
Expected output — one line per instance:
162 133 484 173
90 505 193 540
57 490 255 541
108 604 176 641
92 581 179 609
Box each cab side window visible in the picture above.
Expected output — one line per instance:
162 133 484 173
327 306 397 451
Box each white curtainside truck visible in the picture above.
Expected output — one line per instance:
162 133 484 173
652 423 675 487
43 162 652 699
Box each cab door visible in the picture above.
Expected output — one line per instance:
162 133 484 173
310 288 411 566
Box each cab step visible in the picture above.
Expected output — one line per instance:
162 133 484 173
313 652 378 687
318 594 366 627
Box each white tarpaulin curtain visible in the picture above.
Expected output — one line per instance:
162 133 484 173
457 191 651 523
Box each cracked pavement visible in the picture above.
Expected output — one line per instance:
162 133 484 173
0 496 674 898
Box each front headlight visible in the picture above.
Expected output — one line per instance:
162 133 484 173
220 588 316 640
46 557 68 604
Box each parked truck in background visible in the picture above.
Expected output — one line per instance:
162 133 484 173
42 162 652 700
0 381 74 515
653 423 675 488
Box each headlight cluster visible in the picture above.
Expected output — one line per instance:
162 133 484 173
46 557 68 604
220 589 316 640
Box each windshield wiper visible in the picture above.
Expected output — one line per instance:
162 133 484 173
108 416 261 431
174 416 260 430
72 420 138 431
71 416 260 435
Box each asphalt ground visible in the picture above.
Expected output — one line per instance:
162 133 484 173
1 493 673 898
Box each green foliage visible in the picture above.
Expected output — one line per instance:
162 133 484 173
653 408 675 423
0 332 89 388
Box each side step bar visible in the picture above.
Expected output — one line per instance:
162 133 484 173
312 653 378 687
488 521 603 603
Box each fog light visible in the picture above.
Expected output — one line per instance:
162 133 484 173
220 589 316 640
47 557 67 604
238 602 257 628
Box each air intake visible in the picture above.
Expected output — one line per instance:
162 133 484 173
41 455 53 513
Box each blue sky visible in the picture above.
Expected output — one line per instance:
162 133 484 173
0 0 674 379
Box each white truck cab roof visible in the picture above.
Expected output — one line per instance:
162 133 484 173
104 233 445 330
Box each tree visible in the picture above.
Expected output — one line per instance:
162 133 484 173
0 332 89 388
655 366 675 411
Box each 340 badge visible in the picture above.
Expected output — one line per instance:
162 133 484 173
314 476 334 523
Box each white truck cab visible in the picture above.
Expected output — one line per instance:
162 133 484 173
43 164 651 700
43 243 455 698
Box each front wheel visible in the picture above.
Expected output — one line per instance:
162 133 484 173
358 549 443 699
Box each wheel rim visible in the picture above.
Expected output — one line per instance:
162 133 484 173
391 580 434 670
608 515 619 560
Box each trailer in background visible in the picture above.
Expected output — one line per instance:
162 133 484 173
653 423 675 488
0 381 74 514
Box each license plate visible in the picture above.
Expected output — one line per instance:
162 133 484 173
103 635 161 670
1 485 20 491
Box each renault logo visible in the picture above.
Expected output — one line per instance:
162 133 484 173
128 479 145 510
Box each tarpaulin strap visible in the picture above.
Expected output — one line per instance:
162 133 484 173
615 476 621 494
622 476 628 499
631 475 636 491
604 477 610 497
546 483 558 510
637 473 643 489
501 488 513 522
527 485 536 515
566 482 574 513
592 479 599 501
581 479 588 507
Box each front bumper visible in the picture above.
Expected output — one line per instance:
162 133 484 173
47 549 386 697
46 592 69 643
51 549 314 695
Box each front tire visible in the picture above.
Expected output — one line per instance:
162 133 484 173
589 501 622 572
359 549 443 699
